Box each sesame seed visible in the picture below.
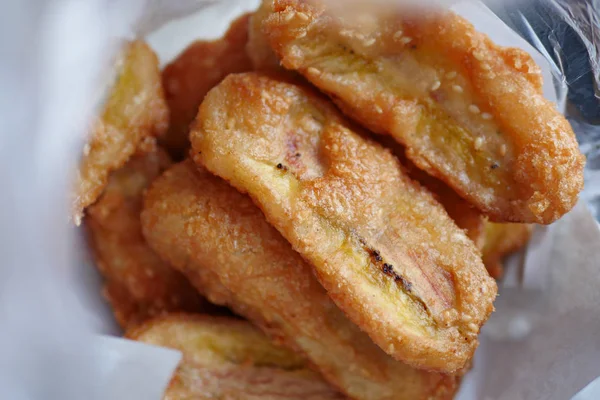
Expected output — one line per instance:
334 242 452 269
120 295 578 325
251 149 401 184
474 137 484 150
481 112 492 120
393 30 403 40
400 37 412 45
363 38 376 46
445 71 457 79
284 12 294 22
468 322 479 332
468 104 480 114
297 12 309 21
296 31 307 38
481 63 491 70
307 67 320 75
452 84 463 93
500 144 507 156
340 29 352 37
473 51 484 60
374 105 383 114
431 80 441 91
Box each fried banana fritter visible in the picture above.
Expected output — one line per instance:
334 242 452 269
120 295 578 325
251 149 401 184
161 13 252 158
85 141 205 328
74 40 168 224
263 0 585 224
127 314 344 400
482 222 533 278
190 73 496 373
142 160 459 399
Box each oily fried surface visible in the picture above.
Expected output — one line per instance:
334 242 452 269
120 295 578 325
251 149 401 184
142 160 458 399
263 0 585 224
85 141 206 329
74 40 168 224
482 222 533 278
127 314 344 400
161 13 252 158
190 73 496 373
247 1 284 72
382 138 485 249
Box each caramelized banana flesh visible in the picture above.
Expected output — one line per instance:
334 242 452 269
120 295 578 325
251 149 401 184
263 0 585 224
85 141 206 328
190 73 496 373
141 160 458 399
127 314 343 399
74 40 168 223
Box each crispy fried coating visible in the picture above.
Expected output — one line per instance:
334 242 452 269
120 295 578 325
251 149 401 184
189 73 496 373
482 222 533 278
382 138 485 249
142 160 459 399
161 13 253 158
263 0 585 224
73 40 168 224
127 314 344 400
247 1 283 72
85 141 205 328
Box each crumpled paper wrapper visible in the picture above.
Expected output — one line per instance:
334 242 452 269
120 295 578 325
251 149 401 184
0 0 598 399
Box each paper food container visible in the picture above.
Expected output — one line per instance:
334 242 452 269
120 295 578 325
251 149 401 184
1 0 599 399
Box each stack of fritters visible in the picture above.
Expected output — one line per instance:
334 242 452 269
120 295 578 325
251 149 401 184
76 1 583 398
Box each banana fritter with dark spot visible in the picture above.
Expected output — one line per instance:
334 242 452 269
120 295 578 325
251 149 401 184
190 73 496 373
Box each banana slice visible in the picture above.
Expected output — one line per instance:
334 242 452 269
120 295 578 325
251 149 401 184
482 222 533 278
74 40 168 224
85 141 206 328
142 160 459 399
161 13 252 158
262 0 585 224
189 73 496 373
127 314 343 399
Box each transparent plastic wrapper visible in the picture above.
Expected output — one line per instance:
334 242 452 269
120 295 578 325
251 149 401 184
0 0 598 399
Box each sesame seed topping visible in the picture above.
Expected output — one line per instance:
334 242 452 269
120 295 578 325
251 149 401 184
340 29 352 37
284 12 294 22
431 80 441 91
468 104 480 114
393 30 403 40
481 63 491 70
297 12 309 21
296 31 307 38
500 144 507 156
473 51 484 60
452 84 463 93
400 37 412 45
363 38 376 46
445 71 457 79
474 137 484 150
307 67 320 75
481 112 492 120
374 105 383 114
